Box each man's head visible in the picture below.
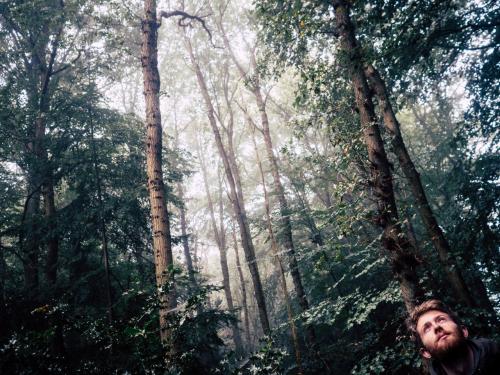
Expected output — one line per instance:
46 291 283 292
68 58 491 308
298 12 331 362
409 300 469 361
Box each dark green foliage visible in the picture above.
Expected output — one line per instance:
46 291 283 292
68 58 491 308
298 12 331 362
0 275 235 374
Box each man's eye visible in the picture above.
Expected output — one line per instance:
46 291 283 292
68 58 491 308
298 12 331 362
423 326 430 333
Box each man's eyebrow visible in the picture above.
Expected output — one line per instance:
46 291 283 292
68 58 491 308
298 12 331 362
420 321 431 331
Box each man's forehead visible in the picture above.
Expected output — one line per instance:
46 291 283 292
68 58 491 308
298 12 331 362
416 310 450 328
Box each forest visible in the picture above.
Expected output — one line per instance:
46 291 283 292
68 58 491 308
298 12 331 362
0 0 498 374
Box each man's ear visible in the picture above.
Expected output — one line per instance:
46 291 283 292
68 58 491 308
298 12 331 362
462 326 469 339
420 347 432 359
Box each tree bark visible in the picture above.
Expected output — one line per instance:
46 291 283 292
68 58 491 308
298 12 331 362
197 141 243 351
252 131 303 375
0 238 6 338
140 0 177 349
37 16 63 287
178 184 197 287
23 21 63 291
217 21 312 323
172 123 197 289
364 64 476 308
183 33 270 334
22 178 41 292
333 0 421 313
90 111 114 325
231 223 251 349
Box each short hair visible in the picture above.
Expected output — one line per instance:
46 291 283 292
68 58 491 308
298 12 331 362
407 299 461 348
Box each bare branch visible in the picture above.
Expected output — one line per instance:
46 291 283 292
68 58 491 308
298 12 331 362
236 100 264 134
158 10 218 48
51 50 82 76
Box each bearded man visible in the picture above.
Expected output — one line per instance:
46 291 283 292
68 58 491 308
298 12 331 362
409 299 499 374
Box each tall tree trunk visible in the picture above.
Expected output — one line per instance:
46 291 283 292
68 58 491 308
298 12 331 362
38 20 63 287
183 33 270 334
22 180 41 292
0 238 6 338
252 131 303 374
193 238 199 272
217 22 312 324
364 64 476 308
197 141 243 351
43 176 59 285
333 0 420 313
172 123 196 289
178 184 197 287
231 224 251 349
141 0 177 349
90 111 114 325
23 38 59 291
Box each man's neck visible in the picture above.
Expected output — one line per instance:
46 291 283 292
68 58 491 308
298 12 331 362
439 344 474 375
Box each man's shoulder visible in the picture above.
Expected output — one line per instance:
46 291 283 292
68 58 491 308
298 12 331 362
470 337 498 356
470 338 500 374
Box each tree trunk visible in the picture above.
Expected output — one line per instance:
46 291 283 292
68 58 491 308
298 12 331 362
183 33 270 334
43 176 59 285
333 0 420 313
141 0 177 349
231 224 251 349
364 63 476 308
36 20 63 287
197 141 243 351
218 22 312 323
90 112 114 325
0 237 6 338
10 1 65 292
178 184 197 287
172 123 196 289
22 178 41 292
252 131 303 375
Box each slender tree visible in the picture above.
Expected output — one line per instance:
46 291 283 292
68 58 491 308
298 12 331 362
141 0 215 351
230 223 251 348
196 138 243 351
172 120 197 289
364 64 477 308
182 31 271 334
332 0 420 312
251 129 303 375
4 0 68 291
214 10 313 326
89 107 114 325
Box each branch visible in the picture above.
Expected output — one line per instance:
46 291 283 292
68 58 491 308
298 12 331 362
236 100 264 134
51 50 82 76
158 10 217 47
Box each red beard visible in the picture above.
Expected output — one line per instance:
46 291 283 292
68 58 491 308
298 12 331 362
427 328 467 361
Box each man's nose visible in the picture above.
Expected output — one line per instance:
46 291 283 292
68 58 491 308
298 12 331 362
433 324 443 333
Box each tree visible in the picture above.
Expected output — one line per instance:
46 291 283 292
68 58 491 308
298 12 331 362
364 63 476 308
140 0 177 349
182 27 271 335
213 2 314 340
197 137 243 352
251 128 303 374
330 0 421 312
